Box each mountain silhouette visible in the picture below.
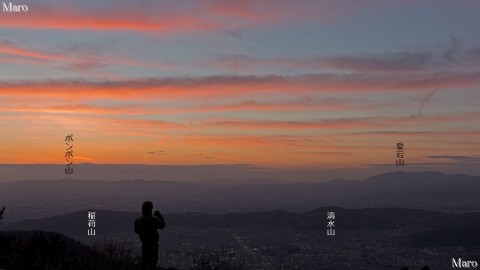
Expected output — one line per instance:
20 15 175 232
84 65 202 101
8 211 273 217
2 172 480 203
5 207 480 247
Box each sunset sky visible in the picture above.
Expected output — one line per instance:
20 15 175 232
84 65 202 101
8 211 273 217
0 0 479 173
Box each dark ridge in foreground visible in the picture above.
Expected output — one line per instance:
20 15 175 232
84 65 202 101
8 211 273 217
0 230 243 270
0 230 140 270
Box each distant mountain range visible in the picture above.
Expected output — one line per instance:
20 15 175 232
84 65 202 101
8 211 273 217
1 171 480 202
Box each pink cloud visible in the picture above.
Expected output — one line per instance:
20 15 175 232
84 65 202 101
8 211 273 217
0 0 425 32
0 2 219 31
0 40 172 73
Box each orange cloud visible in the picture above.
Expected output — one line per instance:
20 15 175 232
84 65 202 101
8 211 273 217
1 72 479 101
0 98 393 116
200 113 479 131
202 118 377 130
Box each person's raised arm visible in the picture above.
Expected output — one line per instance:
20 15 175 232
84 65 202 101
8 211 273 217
0 206 5 220
154 210 166 229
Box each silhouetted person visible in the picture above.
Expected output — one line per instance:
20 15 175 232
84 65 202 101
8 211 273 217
134 201 166 270
0 206 5 220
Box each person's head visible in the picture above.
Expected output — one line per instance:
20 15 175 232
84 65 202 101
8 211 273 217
142 201 153 217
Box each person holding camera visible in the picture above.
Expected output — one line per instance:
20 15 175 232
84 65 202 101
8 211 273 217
134 201 166 270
